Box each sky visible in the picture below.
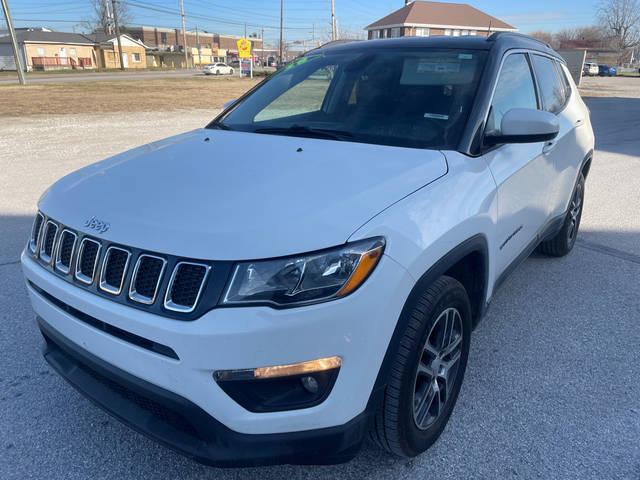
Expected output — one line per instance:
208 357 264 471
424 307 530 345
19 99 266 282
2 0 599 47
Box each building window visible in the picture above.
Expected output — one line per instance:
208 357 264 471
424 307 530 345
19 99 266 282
37 47 45 56
161 32 167 44
69 48 77 56
133 53 141 62
453 29 461 36
470 30 477 36
391 27 401 38
444 29 452 36
461 30 469 36
415 27 430 37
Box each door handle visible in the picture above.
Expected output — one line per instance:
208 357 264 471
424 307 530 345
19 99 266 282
542 141 556 154
575 118 584 127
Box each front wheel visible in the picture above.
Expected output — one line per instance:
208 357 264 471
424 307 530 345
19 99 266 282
538 172 585 257
229 68 234 75
371 276 472 457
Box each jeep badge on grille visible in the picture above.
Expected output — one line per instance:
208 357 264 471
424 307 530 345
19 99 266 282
83 216 110 234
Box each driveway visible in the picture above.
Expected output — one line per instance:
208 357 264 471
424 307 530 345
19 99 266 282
0 98 639 479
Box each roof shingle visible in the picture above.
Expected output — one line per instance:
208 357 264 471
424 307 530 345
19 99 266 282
365 1 516 31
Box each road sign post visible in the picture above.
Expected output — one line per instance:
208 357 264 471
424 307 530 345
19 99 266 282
237 37 252 78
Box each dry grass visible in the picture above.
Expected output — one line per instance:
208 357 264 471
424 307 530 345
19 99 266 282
0 77 261 117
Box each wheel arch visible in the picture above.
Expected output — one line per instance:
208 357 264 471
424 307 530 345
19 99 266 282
365 234 489 414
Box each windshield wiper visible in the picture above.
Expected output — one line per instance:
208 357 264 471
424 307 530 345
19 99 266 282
208 121 233 131
253 125 353 141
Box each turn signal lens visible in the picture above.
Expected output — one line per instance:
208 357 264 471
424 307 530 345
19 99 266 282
337 245 384 297
254 356 342 379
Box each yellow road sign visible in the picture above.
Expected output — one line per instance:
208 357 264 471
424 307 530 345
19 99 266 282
237 38 251 58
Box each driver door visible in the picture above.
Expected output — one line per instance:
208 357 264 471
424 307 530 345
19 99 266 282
482 52 556 277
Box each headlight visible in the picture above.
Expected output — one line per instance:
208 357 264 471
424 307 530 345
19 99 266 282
221 237 385 307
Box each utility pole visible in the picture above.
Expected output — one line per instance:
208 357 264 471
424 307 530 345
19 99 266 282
244 22 247 39
180 0 188 68
261 27 264 65
1 0 25 85
111 0 124 70
331 0 336 41
195 25 201 67
279 0 283 62
104 0 112 34
312 23 315 46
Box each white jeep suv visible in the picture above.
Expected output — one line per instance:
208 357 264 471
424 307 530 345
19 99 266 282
22 33 594 467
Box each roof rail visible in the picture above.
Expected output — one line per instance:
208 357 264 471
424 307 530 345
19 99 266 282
487 32 552 49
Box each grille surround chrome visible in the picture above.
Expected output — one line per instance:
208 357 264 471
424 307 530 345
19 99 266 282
74 237 102 285
39 220 59 264
29 212 45 254
129 254 167 305
99 246 131 295
164 262 211 313
54 229 77 274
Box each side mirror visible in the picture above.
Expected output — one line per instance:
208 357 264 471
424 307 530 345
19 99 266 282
484 108 559 146
223 99 237 110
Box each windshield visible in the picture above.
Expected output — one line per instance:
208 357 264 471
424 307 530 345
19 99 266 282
211 48 487 149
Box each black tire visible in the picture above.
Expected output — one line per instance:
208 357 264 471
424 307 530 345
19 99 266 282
371 276 472 457
538 172 585 257
229 68 234 75
215 70 220 75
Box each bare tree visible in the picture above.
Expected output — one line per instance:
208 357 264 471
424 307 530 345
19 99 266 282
554 26 609 49
529 30 558 49
87 0 132 34
597 0 640 63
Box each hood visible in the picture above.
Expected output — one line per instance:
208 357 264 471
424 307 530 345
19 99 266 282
40 129 447 260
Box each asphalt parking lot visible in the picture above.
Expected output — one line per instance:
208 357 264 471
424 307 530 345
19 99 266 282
1 90 639 478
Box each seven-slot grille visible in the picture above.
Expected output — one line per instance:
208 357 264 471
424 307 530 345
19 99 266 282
55 230 77 274
129 255 166 304
99 246 131 295
28 213 212 317
39 221 58 263
165 262 211 313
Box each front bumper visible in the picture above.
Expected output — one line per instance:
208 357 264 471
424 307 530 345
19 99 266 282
39 317 368 466
22 250 414 464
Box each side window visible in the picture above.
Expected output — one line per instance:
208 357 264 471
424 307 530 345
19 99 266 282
555 61 572 99
487 53 537 134
531 55 565 114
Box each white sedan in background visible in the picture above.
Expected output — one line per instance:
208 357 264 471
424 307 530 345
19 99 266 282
203 63 234 75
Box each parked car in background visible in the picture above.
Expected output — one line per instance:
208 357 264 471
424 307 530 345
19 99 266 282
22 33 594 467
583 62 598 76
203 63 234 75
598 65 617 76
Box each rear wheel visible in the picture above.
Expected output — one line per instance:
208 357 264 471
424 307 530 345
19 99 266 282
538 172 585 257
371 276 471 457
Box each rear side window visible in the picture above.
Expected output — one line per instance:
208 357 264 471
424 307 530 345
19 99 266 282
532 55 566 113
556 61 572 99
487 53 537 135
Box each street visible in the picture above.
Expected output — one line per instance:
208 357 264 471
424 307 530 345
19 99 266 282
1 95 639 479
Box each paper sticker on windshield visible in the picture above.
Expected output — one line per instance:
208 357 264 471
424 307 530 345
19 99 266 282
458 53 473 60
424 113 449 120
417 61 461 74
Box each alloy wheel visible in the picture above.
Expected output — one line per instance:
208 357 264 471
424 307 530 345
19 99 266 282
567 181 583 244
412 307 463 430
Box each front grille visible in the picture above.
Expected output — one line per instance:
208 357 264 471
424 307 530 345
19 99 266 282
75 238 101 284
165 262 211 313
27 212 215 319
99 246 130 295
55 230 77 274
29 212 44 254
39 221 58 263
129 255 166 304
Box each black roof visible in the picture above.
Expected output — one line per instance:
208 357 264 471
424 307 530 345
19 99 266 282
308 33 559 58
